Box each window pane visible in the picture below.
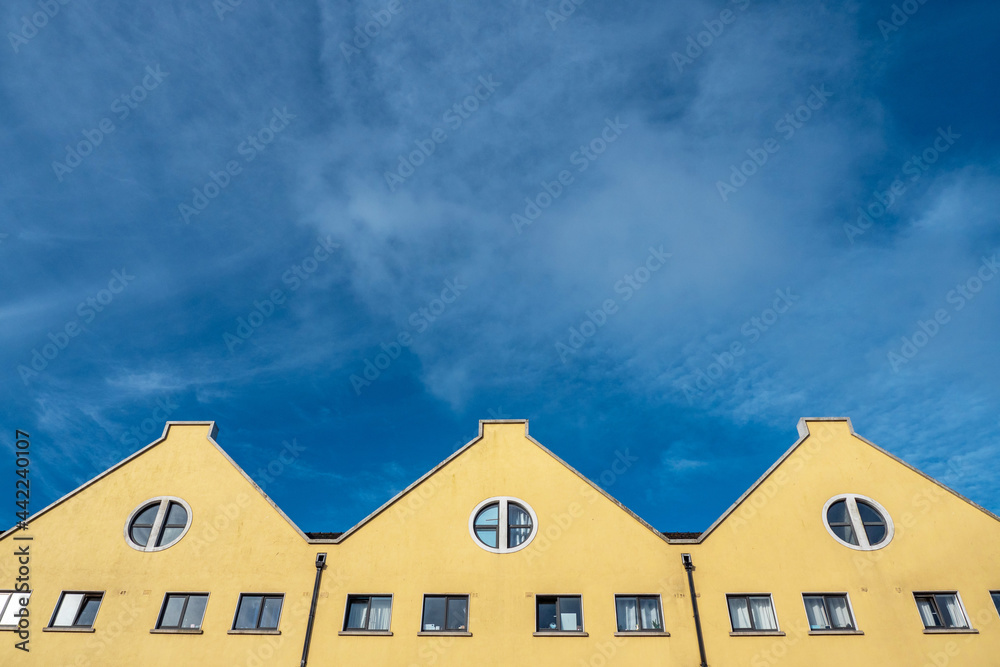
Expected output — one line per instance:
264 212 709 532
803 596 828 630
916 597 941 627
864 523 886 545
616 597 638 631
130 525 152 547
181 595 208 629
937 595 967 628
508 504 531 526
446 597 468 631
826 500 850 524
160 596 185 628
728 597 752 630
76 597 102 628
749 597 777 631
0 592 29 626
509 526 531 547
53 593 84 627
856 502 883 524
134 504 159 526
260 597 282 629
165 502 187 526
831 524 858 545
639 598 661 631
475 504 498 526
158 526 185 546
235 596 262 629
559 597 582 631
422 597 446 631
368 597 392 631
537 597 557 631
476 528 498 548
826 596 853 629
346 599 369 629
992 593 1000 617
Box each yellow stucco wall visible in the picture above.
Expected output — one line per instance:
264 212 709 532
2 418 998 666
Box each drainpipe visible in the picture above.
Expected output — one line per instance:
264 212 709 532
300 553 327 667
682 553 708 667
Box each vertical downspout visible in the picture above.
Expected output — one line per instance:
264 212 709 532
301 553 327 667
682 553 708 667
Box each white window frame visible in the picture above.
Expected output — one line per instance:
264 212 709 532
468 496 538 554
913 591 974 632
800 592 859 632
0 591 31 630
726 593 782 634
124 496 193 552
46 591 104 631
822 494 894 551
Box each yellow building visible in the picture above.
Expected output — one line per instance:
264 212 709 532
2 418 999 666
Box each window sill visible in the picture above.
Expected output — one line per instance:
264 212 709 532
923 628 978 635
44 627 96 633
150 628 204 634
533 631 589 637
730 631 785 637
338 630 393 636
614 631 670 637
228 629 281 635
417 631 472 637
808 630 864 636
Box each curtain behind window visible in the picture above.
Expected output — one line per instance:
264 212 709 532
369 598 392 631
616 598 638 631
728 598 752 630
749 597 777 630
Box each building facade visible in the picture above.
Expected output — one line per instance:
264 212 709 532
2 418 999 666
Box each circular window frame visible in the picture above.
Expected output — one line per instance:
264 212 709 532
822 494 893 551
124 496 193 553
468 496 538 554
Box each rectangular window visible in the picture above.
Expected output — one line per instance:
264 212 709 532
727 594 779 632
156 593 209 630
421 595 469 632
536 595 583 632
233 594 283 631
49 592 104 629
802 594 855 631
0 591 31 630
914 593 970 630
615 595 664 632
344 595 392 631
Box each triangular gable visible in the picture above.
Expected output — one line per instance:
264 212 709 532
687 417 1000 543
0 421 310 543
326 419 671 545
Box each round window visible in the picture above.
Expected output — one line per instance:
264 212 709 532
469 497 537 553
822 494 893 551
125 497 192 552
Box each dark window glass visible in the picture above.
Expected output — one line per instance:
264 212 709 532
234 595 283 630
130 505 159 546
421 596 469 632
826 501 858 545
157 594 208 630
536 595 583 632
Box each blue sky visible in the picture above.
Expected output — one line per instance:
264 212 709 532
2 0 998 534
